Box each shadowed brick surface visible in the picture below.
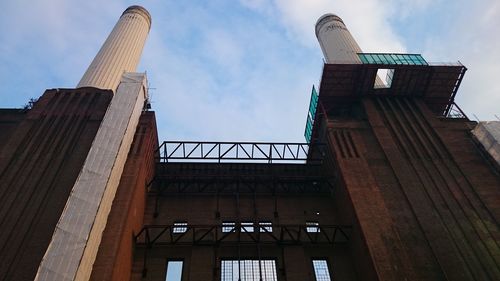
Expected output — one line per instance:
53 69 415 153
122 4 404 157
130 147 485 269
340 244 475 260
326 97 500 280
0 88 112 281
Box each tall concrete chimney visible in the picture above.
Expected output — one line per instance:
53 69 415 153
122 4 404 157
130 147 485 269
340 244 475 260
315 14 362 64
77 5 151 90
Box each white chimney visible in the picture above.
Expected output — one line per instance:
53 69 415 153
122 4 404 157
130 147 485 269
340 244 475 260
315 14 363 64
77 5 151 91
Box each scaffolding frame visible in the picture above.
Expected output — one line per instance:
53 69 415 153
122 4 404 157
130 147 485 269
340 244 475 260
136 223 351 246
156 141 326 164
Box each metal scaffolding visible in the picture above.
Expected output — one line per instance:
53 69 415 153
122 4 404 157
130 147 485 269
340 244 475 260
135 223 351 246
156 141 326 164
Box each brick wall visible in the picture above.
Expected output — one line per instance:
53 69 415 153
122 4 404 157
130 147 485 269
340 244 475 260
0 88 112 280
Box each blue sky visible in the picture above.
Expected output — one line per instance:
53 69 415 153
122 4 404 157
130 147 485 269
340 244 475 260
1 0 499 143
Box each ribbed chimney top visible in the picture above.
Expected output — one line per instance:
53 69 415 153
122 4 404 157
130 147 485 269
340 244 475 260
122 5 151 30
315 13 344 38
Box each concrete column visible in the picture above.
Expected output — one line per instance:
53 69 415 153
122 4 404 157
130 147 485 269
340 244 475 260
315 14 362 64
77 6 151 91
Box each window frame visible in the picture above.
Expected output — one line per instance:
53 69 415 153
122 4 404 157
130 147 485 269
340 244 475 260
222 221 236 233
311 258 332 281
306 221 320 233
172 221 188 234
165 259 184 281
221 259 278 281
259 221 273 233
241 221 254 233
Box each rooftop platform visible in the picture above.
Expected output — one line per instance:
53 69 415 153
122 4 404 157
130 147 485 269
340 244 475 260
304 53 468 143
318 53 467 116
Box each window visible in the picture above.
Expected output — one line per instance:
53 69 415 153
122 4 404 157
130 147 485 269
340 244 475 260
358 53 427 66
312 260 332 281
172 222 187 233
259 221 273 233
222 222 236 233
306 221 320 233
221 260 277 281
374 68 394 89
165 261 183 281
241 222 254 233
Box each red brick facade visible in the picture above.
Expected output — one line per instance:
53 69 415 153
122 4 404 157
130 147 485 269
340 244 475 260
0 88 112 280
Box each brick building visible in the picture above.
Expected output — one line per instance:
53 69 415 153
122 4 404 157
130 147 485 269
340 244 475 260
0 6 499 281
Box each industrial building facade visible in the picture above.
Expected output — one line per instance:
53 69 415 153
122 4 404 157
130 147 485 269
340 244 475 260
1 5 500 281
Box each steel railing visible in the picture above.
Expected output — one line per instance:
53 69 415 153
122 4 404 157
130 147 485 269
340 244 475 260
156 141 326 163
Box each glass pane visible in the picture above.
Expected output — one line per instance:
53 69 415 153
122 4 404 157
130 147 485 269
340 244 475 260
385 54 394 64
403 54 411 64
417 55 427 65
241 222 254 233
259 222 273 233
312 260 332 281
376 54 383 63
359 54 368 63
386 69 395 86
306 221 320 233
309 102 315 116
359 53 427 65
166 261 183 281
403 54 410 64
222 222 235 233
396 54 405 64
221 260 277 281
312 94 318 105
172 222 187 233
382 54 391 64
312 85 319 100
305 117 313 142
310 107 316 118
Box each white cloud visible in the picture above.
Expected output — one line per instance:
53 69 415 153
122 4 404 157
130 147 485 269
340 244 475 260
238 0 407 54
142 10 317 142
421 0 500 119
2 0 499 146
245 0 499 119
281 0 403 51
0 0 126 96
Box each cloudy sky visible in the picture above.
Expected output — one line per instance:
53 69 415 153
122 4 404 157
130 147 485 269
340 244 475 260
1 0 499 143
